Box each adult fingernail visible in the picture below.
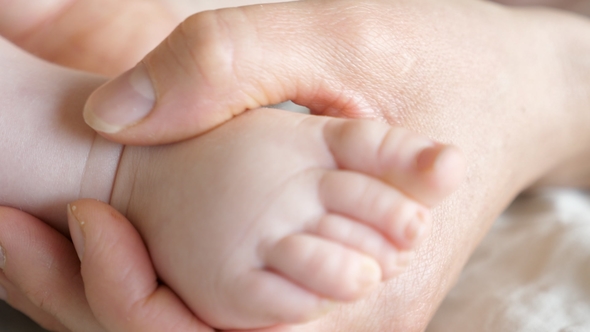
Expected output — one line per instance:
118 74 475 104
67 204 86 261
84 63 156 134
0 245 5 270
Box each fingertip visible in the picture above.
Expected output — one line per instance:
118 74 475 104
71 199 155 287
67 204 85 261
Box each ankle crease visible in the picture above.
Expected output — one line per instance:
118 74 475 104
79 133 123 203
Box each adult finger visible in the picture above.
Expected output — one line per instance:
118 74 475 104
0 0 292 76
0 0 180 76
84 0 374 145
67 199 212 332
0 274 69 332
0 207 105 331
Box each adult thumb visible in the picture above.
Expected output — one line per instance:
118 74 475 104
68 199 211 332
83 0 370 145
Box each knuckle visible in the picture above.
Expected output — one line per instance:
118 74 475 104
170 9 251 88
28 287 58 314
317 0 431 114
159 7 273 109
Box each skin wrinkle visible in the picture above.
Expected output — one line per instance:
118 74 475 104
324 5 429 125
89 212 161 325
171 21 203 83
77 132 97 201
305 82 369 120
272 3 373 117
111 147 139 220
229 7 266 108
376 128 404 177
185 11 241 96
320 119 346 172
324 25 383 115
107 144 126 207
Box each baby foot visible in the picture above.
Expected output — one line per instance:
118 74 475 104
111 108 465 329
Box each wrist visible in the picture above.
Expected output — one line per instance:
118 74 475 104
109 145 142 219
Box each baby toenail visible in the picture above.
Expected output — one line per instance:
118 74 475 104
405 218 423 242
404 207 430 248
396 251 415 269
314 299 338 320
357 257 382 291
0 245 5 270
302 299 337 321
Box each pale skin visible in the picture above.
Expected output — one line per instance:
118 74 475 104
1 0 590 331
0 31 464 329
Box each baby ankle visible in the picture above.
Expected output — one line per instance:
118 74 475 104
79 134 123 203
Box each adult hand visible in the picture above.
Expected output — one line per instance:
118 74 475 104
81 0 588 145
0 0 584 77
79 1 590 332
0 0 287 76
3 1 590 331
0 201 213 332
0 207 103 331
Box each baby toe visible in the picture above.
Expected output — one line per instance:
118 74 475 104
322 118 465 207
319 170 431 251
265 234 382 302
220 269 334 328
314 214 407 279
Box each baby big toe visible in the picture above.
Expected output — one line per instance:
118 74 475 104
400 143 466 206
266 234 382 302
323 119 465 207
